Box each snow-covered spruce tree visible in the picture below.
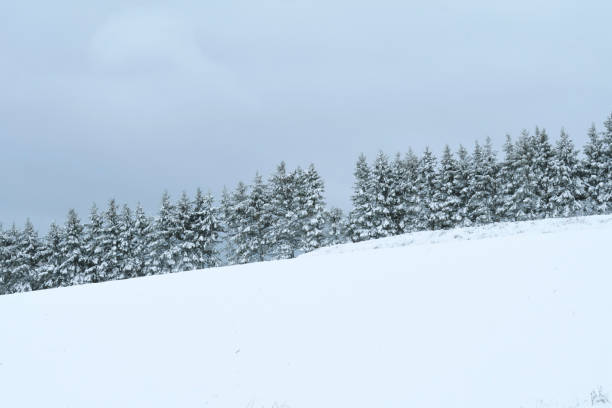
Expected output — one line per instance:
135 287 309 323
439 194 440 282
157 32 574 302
12 220 43 291
389 153 407 233
506 130 540 221
399 149 421 232
118 204 137 278
0 224 6 294
221 182 249 264
58 209 85 286
244 173 273 262
37 222 64 290
433 145 462 229
99 199 123 281
531 127 555 217
147 191 180 274
132 203 153 276
348 154 374 242
82 203 103 284
175 191 196 272
190 188 221 269
602 113 612 212
297 164 327 252
415 147 439 230
0 224 22 294
323 207 347 246
495 135 517 221
369 151 396 238
549 129 583 217
454 145 472 226
466 139 498 225
267 162 300 259
582 124 607 214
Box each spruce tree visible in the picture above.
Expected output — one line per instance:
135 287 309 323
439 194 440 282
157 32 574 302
496 135 516 221
600 114 612 212
99 199 123 281
175 192 196 272
415 147 439 230
190 188 221 269
531 127 555 217
466 139 498 224
549 129 583 217
434 146 462 229
59 209 85 286
299 164 327 252
245 174 273 262
82 203 103 283
132 203 153 276
267 162 299 259
454 145 472 226
223 182 251 264
582 124 607 214
400 149 420 232
324 207 347 245
348 154 374 242
119 204 137 278
37 222 64 290
12 220 43 291
148 192 180 274
369 152 396 238
507 130 540 221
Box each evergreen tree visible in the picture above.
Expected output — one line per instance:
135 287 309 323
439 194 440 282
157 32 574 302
119 204 137 278
505 130 540 221
454 145 472 226
0 225 10 294
348 154 374 242
37 222 64 290
59 209 85 286
389 153 407 233
415 148 439 230
99 199 123 281
433 146 462 229
12 220 43 291
132 204 153 276
245 174 273 262
496 135 516 221
582 124 607 214
531 127 555 217
82 203 103 284
148 192 180 274
324 207 347 245
175 192 196 272
190 188 222 268
0 225 21 294
549 129 583 217
369 152 396 238
599 114 612 212
466 139 498 224
400 149 420 232
267 162 299 259
297 164 327 252
222 182 251 264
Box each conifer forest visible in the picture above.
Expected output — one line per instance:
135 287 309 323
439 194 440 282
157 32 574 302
1 114 611 295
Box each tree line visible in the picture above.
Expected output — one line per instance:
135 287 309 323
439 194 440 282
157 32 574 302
1 114 611 295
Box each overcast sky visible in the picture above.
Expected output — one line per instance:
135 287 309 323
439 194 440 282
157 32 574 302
1 0 611 231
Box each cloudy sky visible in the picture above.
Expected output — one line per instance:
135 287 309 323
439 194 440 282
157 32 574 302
1 0 611 230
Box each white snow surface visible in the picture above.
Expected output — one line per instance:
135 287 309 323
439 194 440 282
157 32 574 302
1 215 612 408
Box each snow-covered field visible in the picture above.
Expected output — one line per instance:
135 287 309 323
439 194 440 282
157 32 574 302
1 215 611 408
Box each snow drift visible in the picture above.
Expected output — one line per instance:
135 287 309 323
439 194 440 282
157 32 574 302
1 215 611 408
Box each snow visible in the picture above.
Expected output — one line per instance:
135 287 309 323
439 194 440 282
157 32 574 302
1 215 611 408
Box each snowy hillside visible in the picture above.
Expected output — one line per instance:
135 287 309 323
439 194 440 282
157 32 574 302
1 215 611 408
